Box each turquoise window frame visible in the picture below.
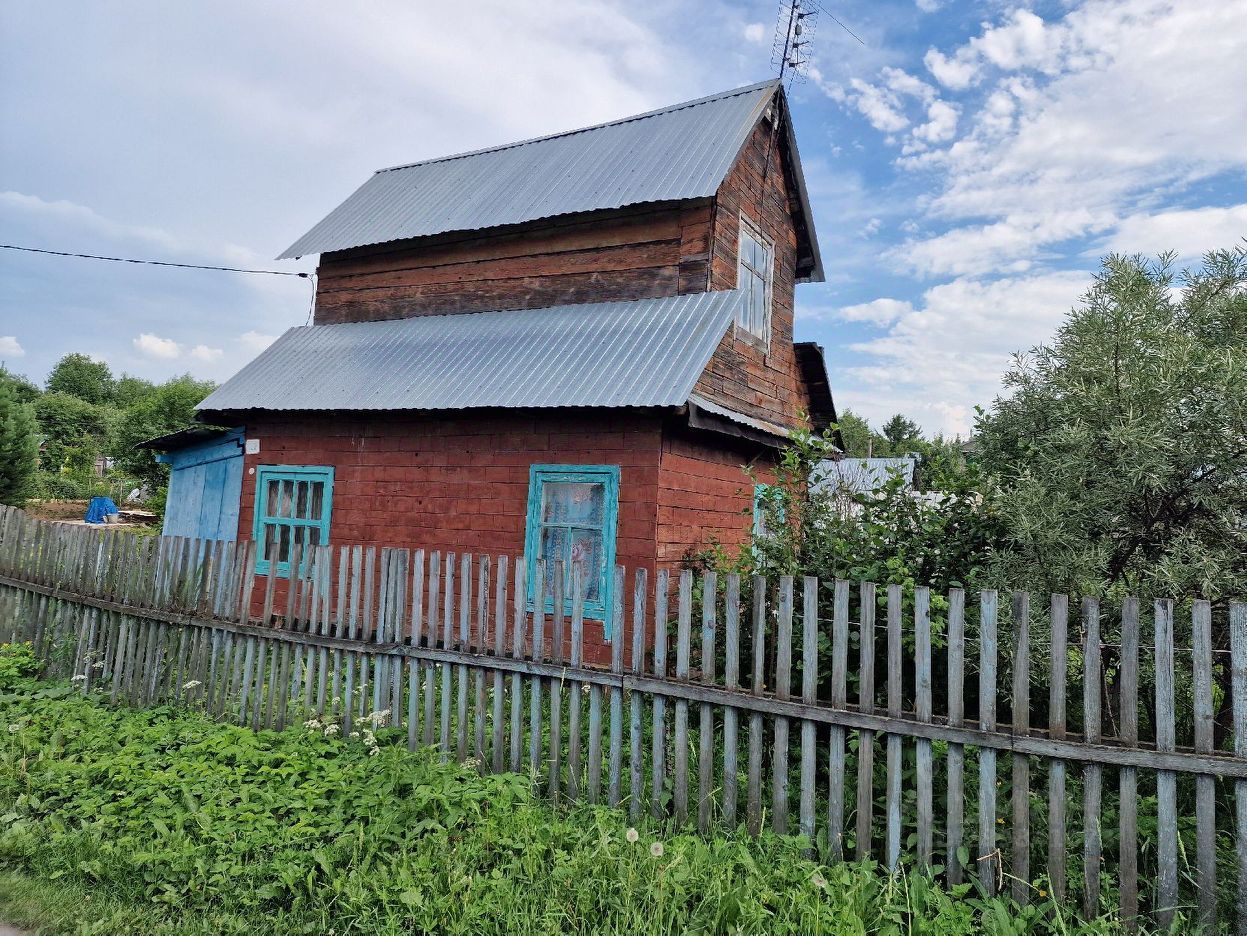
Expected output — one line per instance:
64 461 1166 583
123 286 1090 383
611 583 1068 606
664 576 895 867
252 465 334 578
753 483 784 540
523 464 620 633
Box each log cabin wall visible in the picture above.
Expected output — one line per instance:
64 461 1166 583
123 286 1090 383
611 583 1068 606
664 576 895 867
693 117 813 431
312 202 713 325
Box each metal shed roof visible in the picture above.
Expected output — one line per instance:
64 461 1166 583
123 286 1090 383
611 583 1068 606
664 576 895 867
278 80 821 280
196 291 742 415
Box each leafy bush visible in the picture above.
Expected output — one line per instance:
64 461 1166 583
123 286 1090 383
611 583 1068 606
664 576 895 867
0 644 38 690
0 688 1143 935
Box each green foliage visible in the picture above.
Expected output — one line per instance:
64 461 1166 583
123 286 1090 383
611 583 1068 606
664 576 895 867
108 374 216 484
45 353 116 405
33 390 109 473
0 645 38 690
881 413 921 450
832 409 881 458
0 366 40 406
0 689 1135 935
0 382 39 508
113 374 157 408
975 247 1247 599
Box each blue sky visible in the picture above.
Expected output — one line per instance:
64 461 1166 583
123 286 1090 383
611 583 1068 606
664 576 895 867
2 0 1244 436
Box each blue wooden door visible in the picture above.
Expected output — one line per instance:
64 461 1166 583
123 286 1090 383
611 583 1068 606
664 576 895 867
158 430 244 541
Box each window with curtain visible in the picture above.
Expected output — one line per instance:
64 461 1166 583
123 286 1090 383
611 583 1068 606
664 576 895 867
736 214 773 343
523 464 620 628
252 465 333 577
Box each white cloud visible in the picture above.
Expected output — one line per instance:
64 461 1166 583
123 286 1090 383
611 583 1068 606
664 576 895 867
836 271 1090 435
912 99 959 144
133 332 181 359
743 22 767 44
238 330 279 354
836 297 914 326
915 0 941 12
1101 204 1247 260
845 78 908 133
189 344 223 362
923 49 977 90
0 336 25 358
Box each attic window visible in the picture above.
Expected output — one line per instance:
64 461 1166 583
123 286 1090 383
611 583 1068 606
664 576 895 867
736 214 773 344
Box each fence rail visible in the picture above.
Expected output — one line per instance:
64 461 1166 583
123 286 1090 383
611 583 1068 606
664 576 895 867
1 504 1245 932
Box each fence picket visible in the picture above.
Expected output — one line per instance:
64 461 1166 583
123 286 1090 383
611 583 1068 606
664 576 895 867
569 564 585 801
1118 597 1138 927
915 586 933 870
886 583 903 871
1192 599 1216 930
979 590 999 894
722 574 740 828
1083 597 1103 919
1154 599 1177 929
608 566 625 808
826 578 847 860
1048 594 1068 903
1230 602 1247 935
699 571 718 833
629 567 647 822
857 582 877 863
1011 591 1031 904
674 570 692 825
773 576 794 836
651 569 670 821
746 577 766 837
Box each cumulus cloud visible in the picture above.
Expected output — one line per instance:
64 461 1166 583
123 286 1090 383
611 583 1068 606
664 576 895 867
238 331 279 354
1100 205 1247 260
836 297 914 325
133 333 181 359
189 344 223 362
743 22 767 44
0 336 25 358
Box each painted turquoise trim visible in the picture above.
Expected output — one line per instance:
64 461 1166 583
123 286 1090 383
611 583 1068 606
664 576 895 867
252 464 334 578
523 464 620 636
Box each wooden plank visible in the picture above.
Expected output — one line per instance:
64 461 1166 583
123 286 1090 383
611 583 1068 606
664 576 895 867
1230 602 1247 936
424 551 440 748
440 552 455 759
408 550 425 751
473 555 488 764
1047 594 1068 904
801 576 821 854
651 569 669 820
885 583 903 871
629 567 647 821
343 545 363 735
1154 599 1178 929
457 554 472 761
1117 597 1138 928
828 583 847 862
1192 599 1216 931
673 569 692 825
1010 591 1031 903
608 566 625 808
979 590 999 894
722 574 740 828
698 571 717 833
772 576 793 835
548 561 563 800
529 559 545 778
509 559 526 772
568 564 585 800
747 576 766 836
915 586 933 870
491 556 508 773
1082 595 1102 917
946 588 966 884
857 581 877 863
391 549 409 730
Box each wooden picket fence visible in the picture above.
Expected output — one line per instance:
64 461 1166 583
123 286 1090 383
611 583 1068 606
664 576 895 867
1 504 1246 932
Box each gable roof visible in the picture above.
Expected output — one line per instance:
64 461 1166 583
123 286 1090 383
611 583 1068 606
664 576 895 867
278 80 822 281
197 291 742 416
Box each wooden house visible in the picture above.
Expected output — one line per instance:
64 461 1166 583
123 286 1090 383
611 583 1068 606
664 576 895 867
175 79 836 654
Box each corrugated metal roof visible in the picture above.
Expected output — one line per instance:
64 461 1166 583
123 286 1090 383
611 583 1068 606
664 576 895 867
813 458 917 495
197 291 742 415
279 81 780 261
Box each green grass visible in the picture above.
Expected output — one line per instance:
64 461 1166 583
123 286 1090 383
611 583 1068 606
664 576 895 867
0 670 1163 934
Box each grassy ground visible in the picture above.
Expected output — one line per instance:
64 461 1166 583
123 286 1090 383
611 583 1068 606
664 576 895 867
0 665 1167 934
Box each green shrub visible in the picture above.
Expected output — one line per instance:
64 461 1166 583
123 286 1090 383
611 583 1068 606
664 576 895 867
0 644 38 690
0 688 1147 935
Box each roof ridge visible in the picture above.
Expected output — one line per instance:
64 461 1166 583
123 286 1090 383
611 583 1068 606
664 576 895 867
375 79 779 176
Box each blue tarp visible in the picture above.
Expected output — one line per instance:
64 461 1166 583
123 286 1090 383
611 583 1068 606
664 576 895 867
84 496 119 524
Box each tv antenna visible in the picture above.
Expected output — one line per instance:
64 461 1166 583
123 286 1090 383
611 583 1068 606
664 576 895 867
771 0 864 86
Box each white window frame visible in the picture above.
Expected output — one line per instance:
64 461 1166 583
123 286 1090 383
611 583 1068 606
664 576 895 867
736 213 774 346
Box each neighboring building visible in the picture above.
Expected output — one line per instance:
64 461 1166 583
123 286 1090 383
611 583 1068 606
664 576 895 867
173 79 836 654
140 427 245 541
813 457 917 498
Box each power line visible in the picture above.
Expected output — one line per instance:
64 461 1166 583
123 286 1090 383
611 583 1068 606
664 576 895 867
0 244 310 278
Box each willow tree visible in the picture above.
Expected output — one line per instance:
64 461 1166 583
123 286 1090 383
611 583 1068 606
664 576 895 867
976 245 1247 599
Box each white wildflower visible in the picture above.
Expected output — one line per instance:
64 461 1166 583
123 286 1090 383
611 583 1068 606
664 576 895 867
182 680 201 690
304 718 323 730
811 871 827 890
323 724 340 737
368 710 390 726
349 731 360 739
649 841 664 858
7 724 20 734
71 674 88 683
625 828 639 844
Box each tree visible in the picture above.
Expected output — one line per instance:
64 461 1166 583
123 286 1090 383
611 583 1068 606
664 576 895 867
880 413 921 452
0 365 40 405
46 353 115 405
833 410 886 458
114 375 156 408
108 374 217 484
0 381 38 507
34 391 109 473
975 246 1247 599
